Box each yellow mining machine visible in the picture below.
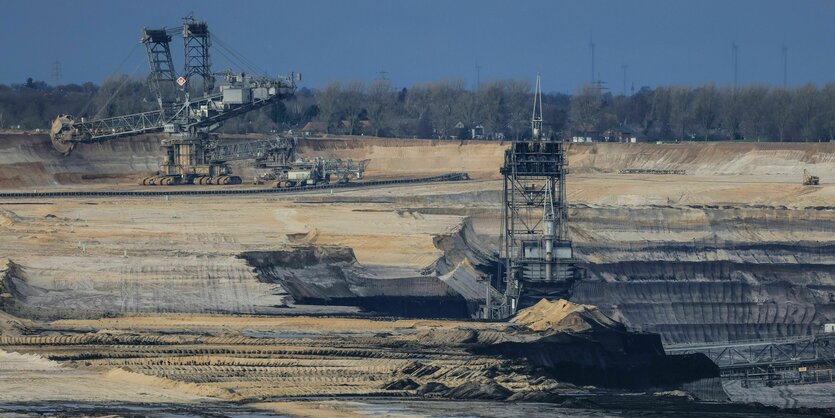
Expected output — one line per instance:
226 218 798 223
803 169 820 186
50 15 298 186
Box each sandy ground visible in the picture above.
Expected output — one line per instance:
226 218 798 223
0 135 833 414
50 314 507 334
0 349 209 404
0 312 574 415
0 190 468 318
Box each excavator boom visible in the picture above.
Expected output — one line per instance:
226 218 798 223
50 16 296 155
49 16 297 187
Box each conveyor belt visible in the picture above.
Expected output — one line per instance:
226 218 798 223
0 172 470 198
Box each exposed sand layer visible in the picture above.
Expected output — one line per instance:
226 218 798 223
0 349 208 404
0 314 571 402
0 133 832 412
3 132 835 193
511 299 624 333
0 194 465 320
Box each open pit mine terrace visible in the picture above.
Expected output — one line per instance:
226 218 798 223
0 131 834 415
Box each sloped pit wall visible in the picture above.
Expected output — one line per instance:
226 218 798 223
472 329 720 390
0 133 160 188
238 246 475 318
568 205 835 344
424 219 499 276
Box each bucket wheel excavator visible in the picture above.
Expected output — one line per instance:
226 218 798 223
50 16 298 186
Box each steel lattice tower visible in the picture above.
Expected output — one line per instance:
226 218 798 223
141 28 177 115
183 16 214 98
492 74 577 318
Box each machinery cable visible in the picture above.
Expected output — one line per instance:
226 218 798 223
78 42 142 118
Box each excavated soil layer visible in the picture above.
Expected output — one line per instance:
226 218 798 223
567 205 835 344
0 133 834 411
239 247 474 318
6 132 835 187
1 133 832 345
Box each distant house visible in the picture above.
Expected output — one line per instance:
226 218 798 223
471 124 485 139
571 123 599 143
603 125 644 143
339 119 373 135
301 121 328 136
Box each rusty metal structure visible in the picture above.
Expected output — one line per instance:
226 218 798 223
50 15 297 186
488 74 577 319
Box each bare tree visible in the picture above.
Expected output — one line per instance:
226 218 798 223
340 80 366 135
505 79 532 139
669 86 694 140
770 87 793 142
477 81 507 137
455 91 480 135
693 84 719 140
569 84 602 138
428 79 465 138
316 81 342 132
816 84 835 141
735 85 770 141
367 78 394 136
792 84 819 141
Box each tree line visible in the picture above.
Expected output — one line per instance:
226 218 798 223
3 76 835 142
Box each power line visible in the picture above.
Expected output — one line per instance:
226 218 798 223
78 41 142 117
52 61 62 85
621 64 628 96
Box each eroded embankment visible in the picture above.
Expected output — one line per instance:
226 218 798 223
470 299 721 391
0 256 285 321
295 137 506 179
568 205 835 344
5 131 834 187
400 203 835 345
236 219 502 318
238 245 474 318
0 133 510 187
0 132 160 188
566 141 835 176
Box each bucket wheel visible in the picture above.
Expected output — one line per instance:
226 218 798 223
50 115 77 156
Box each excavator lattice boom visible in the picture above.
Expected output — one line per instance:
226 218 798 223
50 16 298 186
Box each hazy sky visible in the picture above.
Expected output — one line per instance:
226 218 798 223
2 0 834 92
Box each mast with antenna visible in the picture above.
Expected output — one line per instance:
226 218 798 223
532 73 543 140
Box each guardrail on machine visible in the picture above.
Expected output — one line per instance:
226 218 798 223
666 334 835 386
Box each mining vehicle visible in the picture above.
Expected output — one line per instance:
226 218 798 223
803 169 820 186
259 158 369 188
50 15 297 186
